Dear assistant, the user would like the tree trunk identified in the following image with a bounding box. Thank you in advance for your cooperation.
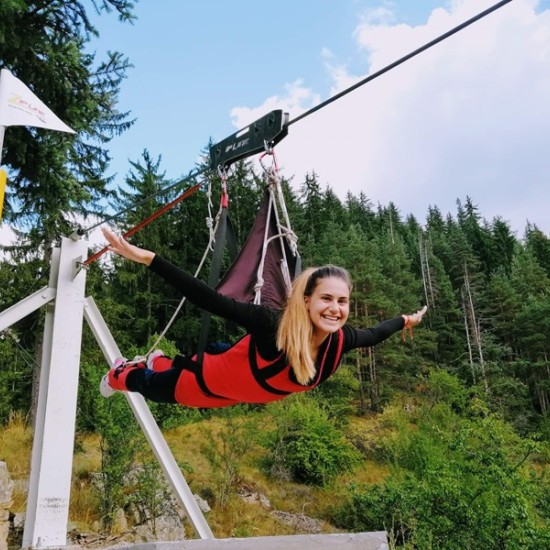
[356,349,367,415]
[461,287,476,385]
[368,347,379,412]
[463,264,489,393]
[354,299,367,415]
[419,234,430,309]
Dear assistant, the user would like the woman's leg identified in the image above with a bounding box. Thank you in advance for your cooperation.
[105,356,182,403]
[124,367,180,403]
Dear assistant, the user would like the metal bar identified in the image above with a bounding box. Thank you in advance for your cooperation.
[0,286,56,332]
[83,296,214,540]
[21,249,60,547]
[209,110,288,170]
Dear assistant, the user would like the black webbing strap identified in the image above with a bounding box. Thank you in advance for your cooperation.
[195,206,238,364]
[225,216,239,262]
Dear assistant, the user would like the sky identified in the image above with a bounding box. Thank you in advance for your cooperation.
[2,0,550,248]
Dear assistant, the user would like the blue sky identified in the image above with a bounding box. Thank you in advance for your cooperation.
[93,0,447,176]
[96,0,459,185]
[3,0,549,247]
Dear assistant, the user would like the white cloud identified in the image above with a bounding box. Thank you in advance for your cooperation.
[0,216,106,254]
[230,80,320,128]
[0,224,16,249]
[231,0,550,235]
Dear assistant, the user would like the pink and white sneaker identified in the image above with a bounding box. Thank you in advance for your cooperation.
[99,357,127,398]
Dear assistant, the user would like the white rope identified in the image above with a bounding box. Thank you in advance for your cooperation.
[136,175,223,361]
[253,188,275,304]
[253,156,299,303]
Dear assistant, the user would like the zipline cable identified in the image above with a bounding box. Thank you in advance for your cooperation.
[289,0,514,127]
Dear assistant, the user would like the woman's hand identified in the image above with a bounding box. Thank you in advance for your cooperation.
[101,227,156,266]
[401,305,428,340]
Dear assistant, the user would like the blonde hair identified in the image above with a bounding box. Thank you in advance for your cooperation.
[276,265,351,385]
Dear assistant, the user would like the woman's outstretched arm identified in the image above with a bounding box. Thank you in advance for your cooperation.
[101,227,273,331]
[343,305,428,350]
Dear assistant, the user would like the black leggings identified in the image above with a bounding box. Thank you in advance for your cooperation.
[125,363,182,403]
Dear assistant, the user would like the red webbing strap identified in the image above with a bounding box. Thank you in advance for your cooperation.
[83,182,203,266]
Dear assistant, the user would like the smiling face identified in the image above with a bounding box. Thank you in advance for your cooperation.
[305,276,350,340]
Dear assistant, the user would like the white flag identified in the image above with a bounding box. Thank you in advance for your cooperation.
[0,69,75,133]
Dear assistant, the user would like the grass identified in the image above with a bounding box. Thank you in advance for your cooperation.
[0,406,390,539]
[0,412,32,479]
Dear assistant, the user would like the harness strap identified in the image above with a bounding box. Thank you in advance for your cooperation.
[196,205,231,365]
[173,355,229,400]
[248,335,292,396]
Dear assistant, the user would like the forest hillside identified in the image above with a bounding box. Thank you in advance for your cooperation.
[1,158,550,548]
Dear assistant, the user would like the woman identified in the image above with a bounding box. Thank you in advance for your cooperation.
[100,227,427,408]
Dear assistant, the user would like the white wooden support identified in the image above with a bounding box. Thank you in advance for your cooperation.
[83,296,214,540]
[0,286,56,332]
[22,240,87,549]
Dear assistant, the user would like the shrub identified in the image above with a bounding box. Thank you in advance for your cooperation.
[264,396,361,486]
[334,405,550,549]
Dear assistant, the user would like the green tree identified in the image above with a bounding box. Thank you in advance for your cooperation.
[489,217,517,275]
[418,231,464,365]
[458,197,494,278]
[345,191,376,235]
[106,150,179,348]
[0,0,136,422]
[335,388,550,549]
[525,224,550,278]
[514,297,550,418]
[0,0,135,251]
[297,172,325,263]
[264,396,361,486]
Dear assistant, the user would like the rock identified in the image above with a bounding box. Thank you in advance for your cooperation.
[0,463,14,550]
[147,514,185,541]
[112,508,128,533]
[194,494,211,513]
[12,512,25,530]
[238,487,271,509]
[125,502,142,526]
[133,523,154,542]
[0,463,13,507]
[0,521,8,550]
[11,479,28,494]
[271,510,323,534]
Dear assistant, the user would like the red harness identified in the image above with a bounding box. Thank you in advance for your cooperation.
[174,329,345,408]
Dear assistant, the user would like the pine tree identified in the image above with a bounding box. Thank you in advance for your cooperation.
[0,0,136,422]
[525,224,550,278]
[418,230,464,365]
[0,0,135,252]
[489,217,517,275]
[297,172,325,262]
[345,191,376,235]
[457,197,495,278]
[105,150,178,348]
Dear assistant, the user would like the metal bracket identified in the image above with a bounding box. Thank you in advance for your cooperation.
[209,110,289,170]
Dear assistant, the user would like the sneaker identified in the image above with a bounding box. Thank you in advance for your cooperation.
[99,357,127,398]
[99,373,115,398]
[146,349,165,370]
